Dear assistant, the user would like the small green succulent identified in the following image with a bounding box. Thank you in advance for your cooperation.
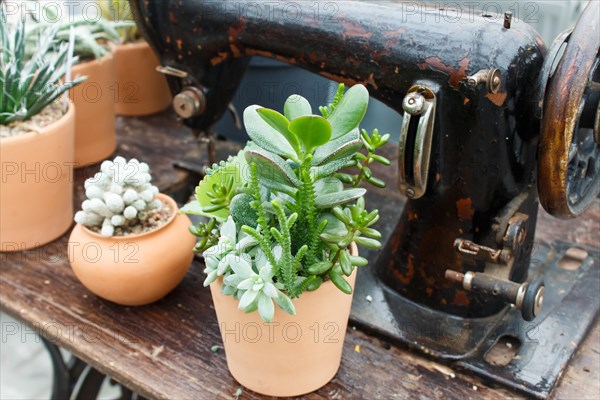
[182,84,390,321]
[0,8,85,126]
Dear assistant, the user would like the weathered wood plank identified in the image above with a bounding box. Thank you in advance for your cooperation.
[1,110,598,400]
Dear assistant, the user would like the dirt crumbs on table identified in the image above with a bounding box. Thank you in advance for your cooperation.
[89,200,173,236]
[0,101,67,138]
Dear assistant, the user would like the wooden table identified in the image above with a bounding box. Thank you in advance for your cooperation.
[1,110,599,400]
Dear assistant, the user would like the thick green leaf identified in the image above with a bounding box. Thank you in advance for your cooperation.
[339,249,353,277]
[256,108,301,153]
[314,177,343,195]
[315,188,366,208]
[312,128,362,166]
[288,115,332,152]
[328,84,369,139]
[328,269,353,294]
[180,201,203,215]
[306,261,334,275]
[245,149,301,187]
[274,291,296,315]
[244,105,298,160]
[284,94,312,121]
[310,156,354,180]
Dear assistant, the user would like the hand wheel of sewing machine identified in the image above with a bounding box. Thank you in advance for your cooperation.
[538,3,600,219]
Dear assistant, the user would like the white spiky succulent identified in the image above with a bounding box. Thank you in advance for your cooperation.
[74,156,161,236]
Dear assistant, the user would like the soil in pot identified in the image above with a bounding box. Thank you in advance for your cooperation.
[68,194,196,306]
[1,99,75,251]
[210,245,358,397]
[69,53,117,167]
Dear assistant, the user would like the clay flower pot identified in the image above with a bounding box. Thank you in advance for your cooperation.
[111,41,172,116]
[69,53,117,167]
[68,194,195,306]
[1,101,76,252]
[210,245,358,397]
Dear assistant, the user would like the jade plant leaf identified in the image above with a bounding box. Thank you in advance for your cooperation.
[245,148,301,188]
[311,156,353,180]
[312,128,362,166]
[315,188,367,208]
[256,108,301,153]
[284,94,312,121]
[288,115,332,153]
[244,105,298,160]
[314,177,343,194]
[327,84,369,139]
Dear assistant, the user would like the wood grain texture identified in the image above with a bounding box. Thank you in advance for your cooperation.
[1,110,598,400]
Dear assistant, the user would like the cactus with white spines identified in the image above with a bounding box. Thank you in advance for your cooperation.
[75,156,161,237]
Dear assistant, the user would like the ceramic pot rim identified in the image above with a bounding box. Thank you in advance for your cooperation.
[0,98,75,144]
[78,193,180,241]
[72,52,113,70]
[109,40,148,52]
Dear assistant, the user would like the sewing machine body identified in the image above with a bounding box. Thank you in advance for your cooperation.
[130,1,600,397]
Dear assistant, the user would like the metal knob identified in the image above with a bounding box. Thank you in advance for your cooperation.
[173,86,206,119]
[445,270,545,321]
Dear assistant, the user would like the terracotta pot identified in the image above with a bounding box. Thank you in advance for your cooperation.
[69,53,116,167]
[111,41,172,116]
[1,101,75,252]
[210,244,358,397]
[68,194,195,306]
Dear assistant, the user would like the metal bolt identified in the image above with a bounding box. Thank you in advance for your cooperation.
[402,92,426,115]
[405,188,416,198]
[466,69,501,94]
[533,286,544,317]
[517,228,527,245]
[173,86,206,119]
[504,11,513,29]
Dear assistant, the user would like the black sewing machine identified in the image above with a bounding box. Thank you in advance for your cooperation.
[129,1,599,397]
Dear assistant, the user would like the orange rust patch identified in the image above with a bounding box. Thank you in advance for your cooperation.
[319,71,359,87]
[165,35,171,44]
[228,23,243,42]
[452,291,469,306]
[408,210,418,221]
[210,52,229,66]
[230,44,242,58]
[463,98,470,105]
[394,254,415,285]
[485,91,507,106]
[176,39,182,50]
[418,56,470,90]
[341,20,373,38]
[456,198,474,220]
[426,287,433,297]
[435,172,441,183]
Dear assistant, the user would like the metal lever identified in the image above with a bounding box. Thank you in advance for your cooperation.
[398,85,436,199]
[445,270,544,321]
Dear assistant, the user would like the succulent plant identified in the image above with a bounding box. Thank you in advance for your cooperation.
[0,7,85,126]
[74,156,161,237]
[25,4,134,61]
[183,84,390,321]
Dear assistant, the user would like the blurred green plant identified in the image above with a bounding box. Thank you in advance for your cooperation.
[0,9,85,125]
[97,0,140,43]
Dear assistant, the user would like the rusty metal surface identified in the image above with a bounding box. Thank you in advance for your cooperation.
[538,1,600,218]
[353,240,600,399]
